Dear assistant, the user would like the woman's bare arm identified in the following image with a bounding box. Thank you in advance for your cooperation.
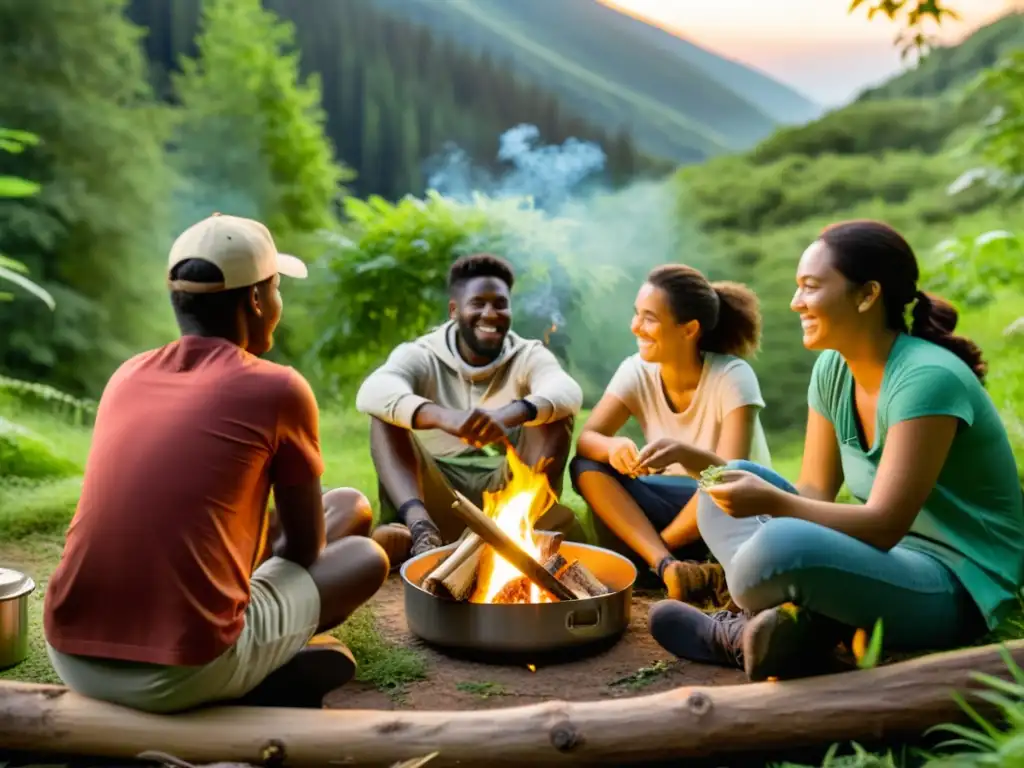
[779,415,958,550]
[575,393,633,463]
[795,407,845,501]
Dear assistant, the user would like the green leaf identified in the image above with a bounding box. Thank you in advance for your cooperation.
[0,127,40,145]
[0,255,29,274]
[856,618,884,669]
[0,264,55,310]
[0,176,41,198]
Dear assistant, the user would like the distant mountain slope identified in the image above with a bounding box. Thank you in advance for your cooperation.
[594,0,821,125]
[369,0,820,163]
[859,12,1024,102]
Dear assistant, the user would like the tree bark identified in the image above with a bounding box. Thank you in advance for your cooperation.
[1,640,1022,766]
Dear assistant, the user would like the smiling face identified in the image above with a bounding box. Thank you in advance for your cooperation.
[449,275,512,364]
[791,240,879,352]
[630,282,698,363]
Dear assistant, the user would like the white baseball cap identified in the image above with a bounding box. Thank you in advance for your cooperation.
[167,212,308,293]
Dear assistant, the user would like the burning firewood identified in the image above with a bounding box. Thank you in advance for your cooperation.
[541,552,612,599]
[422,532,484,601]
[533,530,564,562]
[492,576,531,604]
[542,552,568,578]
[450,492,576,602]
[557,559,612,598]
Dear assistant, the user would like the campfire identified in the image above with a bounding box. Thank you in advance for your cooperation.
[420,448,611,605]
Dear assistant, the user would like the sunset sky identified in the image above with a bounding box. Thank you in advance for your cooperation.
[601,0,1016,105]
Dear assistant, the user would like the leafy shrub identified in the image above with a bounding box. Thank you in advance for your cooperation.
[677,151,962,236]
[307,191,633,402]
[0,418,79,480]
[751,100,963,164]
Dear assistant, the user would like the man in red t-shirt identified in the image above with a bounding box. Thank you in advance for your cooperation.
[43,213,389,713]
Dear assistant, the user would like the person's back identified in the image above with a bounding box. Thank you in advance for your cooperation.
[45,335,313,666]
[42,213,389,713]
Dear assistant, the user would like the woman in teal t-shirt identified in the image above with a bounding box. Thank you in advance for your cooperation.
[648,219,1024,682]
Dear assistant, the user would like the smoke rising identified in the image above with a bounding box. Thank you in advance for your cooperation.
[429,124,606,210]
[425,123,689,400]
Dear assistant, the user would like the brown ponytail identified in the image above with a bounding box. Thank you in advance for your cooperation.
[646,265,762,358]
[702,281,761,358]
[911,290,987,381]
[819,220,987,383]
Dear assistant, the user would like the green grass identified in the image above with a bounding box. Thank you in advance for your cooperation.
[0,400,437,692]
[455,680,511,699]
[607,659,674,691]
[0,393,621,693]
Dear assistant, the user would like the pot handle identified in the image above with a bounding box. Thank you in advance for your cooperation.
[565,607,603,635]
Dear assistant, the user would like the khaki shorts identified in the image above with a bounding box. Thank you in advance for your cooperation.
[377,426,582,544]
[46,557,320,714]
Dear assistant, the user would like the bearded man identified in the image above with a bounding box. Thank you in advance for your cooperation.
[356,253,585,563]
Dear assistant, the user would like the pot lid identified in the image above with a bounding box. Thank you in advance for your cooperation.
[0,567,35,600]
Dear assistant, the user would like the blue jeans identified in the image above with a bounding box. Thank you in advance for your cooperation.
[700,460,986,649]
[569,457,708,564]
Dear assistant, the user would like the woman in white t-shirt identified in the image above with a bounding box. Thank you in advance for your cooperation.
[570,264,771,604]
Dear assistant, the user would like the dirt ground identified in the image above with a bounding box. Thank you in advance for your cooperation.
[324,576,747,711]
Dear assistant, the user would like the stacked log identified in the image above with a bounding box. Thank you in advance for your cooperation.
[420,498,609,605]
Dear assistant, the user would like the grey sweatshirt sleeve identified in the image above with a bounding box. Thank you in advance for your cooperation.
[355,343,432,429]
[520,345,584,425]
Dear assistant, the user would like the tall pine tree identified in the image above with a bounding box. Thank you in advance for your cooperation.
[171,0,353,240]
[0,0,175,395]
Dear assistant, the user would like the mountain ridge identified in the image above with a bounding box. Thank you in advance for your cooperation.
[368,0,821,162]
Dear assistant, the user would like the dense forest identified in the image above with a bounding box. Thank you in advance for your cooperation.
[127,0,662,200]
[1,0,1021,458]
[366,0,821,160]
[673,12,1024,441]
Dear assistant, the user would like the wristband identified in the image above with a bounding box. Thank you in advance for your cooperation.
[520,399,538,422]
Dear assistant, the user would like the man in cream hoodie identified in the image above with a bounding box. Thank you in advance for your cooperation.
[356,253,585,563]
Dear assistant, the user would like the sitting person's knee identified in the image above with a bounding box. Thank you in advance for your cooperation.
[337,535,390,591]
[368,416,405,449]
[323,487,374,537]
[568,455,609,491]
[532,416,574,451]
[727,518,826,608]
[360,536,391,587]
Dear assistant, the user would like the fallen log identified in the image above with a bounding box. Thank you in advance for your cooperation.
[3,640,1023,767]
[450,492,575,602]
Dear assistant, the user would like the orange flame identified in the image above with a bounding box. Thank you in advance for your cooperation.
[469,448,557,604]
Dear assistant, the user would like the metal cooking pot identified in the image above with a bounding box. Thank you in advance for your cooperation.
[0,567,35,670]
[400,540,637,655]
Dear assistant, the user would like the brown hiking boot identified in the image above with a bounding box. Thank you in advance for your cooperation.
[662,560,735,608]
[742,604,848,681]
